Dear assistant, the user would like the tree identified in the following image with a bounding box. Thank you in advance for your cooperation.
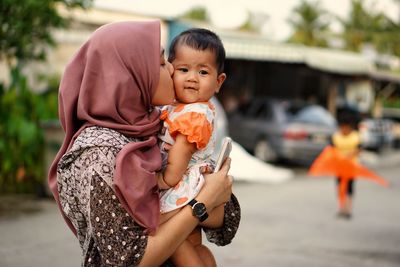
[181,6,207,21]
[180,6,259,32]
[338,0,400,57]
[339,0,382,51]
[287,0,330,47]
[0,0,92,194]
[0,0,92,66]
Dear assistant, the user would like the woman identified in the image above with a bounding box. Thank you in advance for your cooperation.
[48,20,240,266]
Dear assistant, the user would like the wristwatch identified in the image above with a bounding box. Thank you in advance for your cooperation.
[188,199,209,222]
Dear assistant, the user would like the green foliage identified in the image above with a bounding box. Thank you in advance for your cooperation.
[383,98,400,109]
[181,6,257,32]
[181,7,207,21]
[287,0,330,47]
[338,0,400,57]
[0,0,92,63]
[0,68,59,195]
[339,0,385,51]
[0,0,91,195]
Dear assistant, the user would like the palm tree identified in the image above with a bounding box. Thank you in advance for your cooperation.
[338,0,376,51]
[180,7,207,21]
[339,0,400,57]
[287,0,330,47]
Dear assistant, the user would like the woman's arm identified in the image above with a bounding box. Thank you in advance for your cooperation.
[159,134,196,189]
[139,159,233,267]
[200,204,225,228]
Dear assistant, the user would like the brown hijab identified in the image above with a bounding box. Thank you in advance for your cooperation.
[48,21,163,234]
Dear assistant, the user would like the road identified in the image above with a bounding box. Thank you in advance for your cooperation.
[210,165,400,267]
[1,158,400,267]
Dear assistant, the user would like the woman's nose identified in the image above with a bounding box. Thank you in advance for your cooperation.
[168,62,174,76]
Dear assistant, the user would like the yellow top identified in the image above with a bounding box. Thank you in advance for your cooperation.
[332,130,361,160]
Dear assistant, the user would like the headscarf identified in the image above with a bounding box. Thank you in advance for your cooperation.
[48,21,163,234]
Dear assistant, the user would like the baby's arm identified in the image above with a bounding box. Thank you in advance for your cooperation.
[160,134,197,189]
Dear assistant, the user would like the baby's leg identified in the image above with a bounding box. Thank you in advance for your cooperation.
[171,228,217,267]
[187,228,217,267]
[170,239,205,267]
[195,244,217,267]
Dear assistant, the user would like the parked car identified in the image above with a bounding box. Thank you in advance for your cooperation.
[228,98,337,165]
[382,108,400,149]
[358,118,395,152]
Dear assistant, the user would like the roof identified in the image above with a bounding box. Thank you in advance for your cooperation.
[220,33,375,75]
[169,20,399,79]
[369,70,400,83]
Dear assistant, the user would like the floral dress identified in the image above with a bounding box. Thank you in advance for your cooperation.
[158,102,217,213]
[57,126,241,266]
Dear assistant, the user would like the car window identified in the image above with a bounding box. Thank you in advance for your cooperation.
[291,106,336,126]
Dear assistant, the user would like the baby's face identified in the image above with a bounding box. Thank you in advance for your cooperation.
[171,45,226,104]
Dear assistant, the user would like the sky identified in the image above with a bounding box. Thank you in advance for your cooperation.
[95,0,399,41]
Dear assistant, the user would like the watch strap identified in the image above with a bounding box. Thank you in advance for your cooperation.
[188,199,197,206]
[188,199,209,222]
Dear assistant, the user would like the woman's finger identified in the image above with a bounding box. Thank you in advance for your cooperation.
[219,157,231,173]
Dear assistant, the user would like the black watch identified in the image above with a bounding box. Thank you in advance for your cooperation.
[188,199,209,222]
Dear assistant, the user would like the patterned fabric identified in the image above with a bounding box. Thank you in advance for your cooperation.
[204,194,241,246]
[158,102,216,213]
[57,126,241,266]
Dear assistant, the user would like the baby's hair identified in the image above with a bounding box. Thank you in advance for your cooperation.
[168,28,226,74]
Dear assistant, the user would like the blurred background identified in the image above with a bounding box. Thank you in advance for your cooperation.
[1,1,400,266]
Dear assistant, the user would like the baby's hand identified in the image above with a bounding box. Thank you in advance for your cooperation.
[163,143,173,151]
[156,172,171,190]
[200,165,213,174]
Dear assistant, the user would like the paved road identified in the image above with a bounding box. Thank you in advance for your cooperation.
[210,166,400,267]
[1,156,400,267]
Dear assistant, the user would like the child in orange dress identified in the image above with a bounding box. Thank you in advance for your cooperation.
[157,28,227,267]
[332,114,361,219]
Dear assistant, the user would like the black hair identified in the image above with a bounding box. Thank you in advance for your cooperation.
[168,28,226,74]
[337,111,358,129]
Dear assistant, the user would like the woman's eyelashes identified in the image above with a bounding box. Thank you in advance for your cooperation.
[160,58,166,66]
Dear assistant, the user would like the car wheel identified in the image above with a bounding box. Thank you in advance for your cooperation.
[254,139,277,162]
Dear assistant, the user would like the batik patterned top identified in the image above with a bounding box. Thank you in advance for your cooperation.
[57,126,241,266]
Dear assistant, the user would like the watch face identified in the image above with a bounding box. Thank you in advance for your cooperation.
[193,202,206,216]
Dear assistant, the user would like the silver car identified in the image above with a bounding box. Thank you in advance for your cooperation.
[358,118,395,152]
[228,98,337,165]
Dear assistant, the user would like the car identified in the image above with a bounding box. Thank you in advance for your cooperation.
[228,98,337,165]
[358,118,395,152]
[382,108,400,149]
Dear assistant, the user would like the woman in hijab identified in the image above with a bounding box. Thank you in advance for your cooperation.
[48,21,240,266]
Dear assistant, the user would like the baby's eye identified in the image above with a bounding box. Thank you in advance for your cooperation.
[199,70,209,75]
[177,68,188,73]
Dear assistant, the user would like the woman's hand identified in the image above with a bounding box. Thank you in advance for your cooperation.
[196,158,233,211]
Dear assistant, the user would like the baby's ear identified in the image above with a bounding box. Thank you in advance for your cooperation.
[215,73,227,93]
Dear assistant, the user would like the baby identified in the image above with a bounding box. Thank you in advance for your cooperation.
[157,28,227,267]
